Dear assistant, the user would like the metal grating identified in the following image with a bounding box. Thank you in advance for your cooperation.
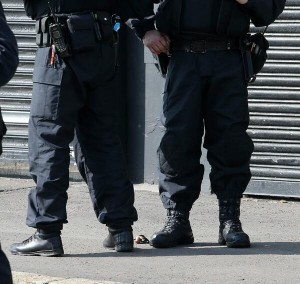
[1,1,300,197]
[246,0,300,197]
[0,1,35,176]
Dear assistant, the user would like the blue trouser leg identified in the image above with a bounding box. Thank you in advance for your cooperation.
[27,43,137,230]
[27,47,82,230]
[74,78,137,227]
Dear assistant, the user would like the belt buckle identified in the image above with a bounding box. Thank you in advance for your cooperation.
[190,40,206,53]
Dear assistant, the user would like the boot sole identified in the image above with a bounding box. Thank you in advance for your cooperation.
[226,240,251,248]
[150,235,194,248]
[115,244,134,252]
[103,244,134,252]
[11,248,64,257]
[218,239,251,248]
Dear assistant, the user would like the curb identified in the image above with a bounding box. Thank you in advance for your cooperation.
[13,272,122,284]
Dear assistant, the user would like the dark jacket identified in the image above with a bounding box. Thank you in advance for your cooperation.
[0,244,13,284]
[0,1,19,154]
[23,0,154,21]
[0,2,19,86]
[154,0,286,37]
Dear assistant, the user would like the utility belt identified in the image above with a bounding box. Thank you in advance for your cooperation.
[155,36,268,84]
[171,39,241,54]
[35,11,118,56]
[171,36,268,84]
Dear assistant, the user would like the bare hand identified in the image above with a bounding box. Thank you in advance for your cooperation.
[143,30,170,55]
[236,0,248,4]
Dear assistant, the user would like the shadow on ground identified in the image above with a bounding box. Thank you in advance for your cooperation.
[65,242,300,258]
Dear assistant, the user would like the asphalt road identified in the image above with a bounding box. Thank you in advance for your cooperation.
[0,178,299,284]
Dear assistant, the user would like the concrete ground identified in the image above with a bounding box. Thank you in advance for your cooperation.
[0,177,299,284]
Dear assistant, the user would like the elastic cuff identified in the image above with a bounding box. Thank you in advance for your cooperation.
[108,226,132,234]
[216,192,244,200]
[38,229,61,239]
[172,207,191,216]
[35,223,63,232]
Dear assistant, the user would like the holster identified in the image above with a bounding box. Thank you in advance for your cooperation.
[241,33,269,83]
[241,47,254,84]
[153,53,170,77]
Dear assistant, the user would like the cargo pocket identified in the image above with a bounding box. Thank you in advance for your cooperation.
[30,66,64,120]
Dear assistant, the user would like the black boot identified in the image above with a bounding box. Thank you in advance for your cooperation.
[103,227,134,252]
[10,231,64,256]
[218,199,250,248]
[150,210,194,248]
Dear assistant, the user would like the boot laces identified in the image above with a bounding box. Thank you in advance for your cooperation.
[23,232,39,244]
[162,212,185,233]
[225,220,243,232]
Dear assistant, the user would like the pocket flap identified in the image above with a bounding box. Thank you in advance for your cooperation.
[32,66,63,86]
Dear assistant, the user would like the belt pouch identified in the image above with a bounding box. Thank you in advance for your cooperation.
[35,20,43,46]
[67,14,96,52]
[36,18,51,47]
[241,48,254,83]
[97,12,115,42]
[40,17,51,47]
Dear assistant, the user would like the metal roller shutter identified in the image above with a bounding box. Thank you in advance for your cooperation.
[246,0,300,197]
[0,0,80,179]
[0,0,34,176]
[1,1,300,197]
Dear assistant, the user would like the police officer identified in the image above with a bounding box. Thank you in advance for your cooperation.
[142,0,286,248]
[10,0,153,256]
[0,1,18,282]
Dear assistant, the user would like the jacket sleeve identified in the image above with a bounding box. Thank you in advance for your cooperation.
[117,0,155,39]
[244,0,286,27]
[0,2,19,87]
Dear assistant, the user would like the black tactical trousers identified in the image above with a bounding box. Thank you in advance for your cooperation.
[158,49,254,213]
[27,42,137,231]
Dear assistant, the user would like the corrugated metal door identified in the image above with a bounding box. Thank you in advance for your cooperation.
[246,0,300,198]
[0,0,34,176]
[1,1,300,197]
[0,0,80,179]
